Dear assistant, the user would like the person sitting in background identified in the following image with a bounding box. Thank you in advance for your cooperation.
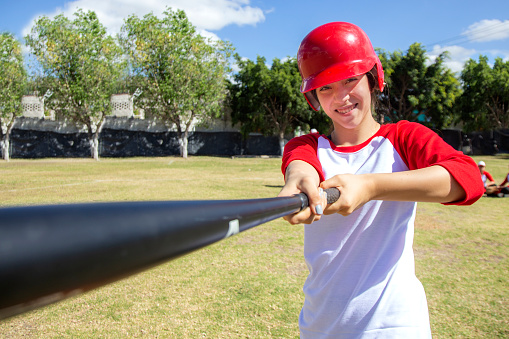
[478,161,499,196]
[499,166,509,196]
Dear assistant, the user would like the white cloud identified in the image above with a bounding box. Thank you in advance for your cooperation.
[426,19,509,73]
[22,0,265,37]
[427,44,477,73]
[181,0,265,30]
[463,19,509,43]
[427,44,509,74]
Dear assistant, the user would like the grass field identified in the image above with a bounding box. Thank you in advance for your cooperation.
[0,155,508,338]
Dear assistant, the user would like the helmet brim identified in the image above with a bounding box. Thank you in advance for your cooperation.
[301,59,380,111]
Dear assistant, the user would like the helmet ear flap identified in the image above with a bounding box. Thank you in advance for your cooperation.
[304,90,320,111]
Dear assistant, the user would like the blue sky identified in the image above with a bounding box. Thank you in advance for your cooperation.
[1,0,508,73]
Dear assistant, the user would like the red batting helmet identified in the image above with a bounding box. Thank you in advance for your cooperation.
[297,22,385,110]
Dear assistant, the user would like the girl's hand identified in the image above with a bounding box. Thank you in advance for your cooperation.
[278,178,328,225]
[320,174,374,216]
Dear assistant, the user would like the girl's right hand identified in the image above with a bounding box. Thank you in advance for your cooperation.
[278,178,328,225]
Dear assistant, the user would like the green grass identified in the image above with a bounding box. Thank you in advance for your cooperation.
[411,154,508,338]
[0,155,508,338]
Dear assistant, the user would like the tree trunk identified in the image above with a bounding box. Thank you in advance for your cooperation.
[175,119,190,159]
[1,138,10,162]
[89,137,99,161]
[86,118,105,161]
[1,120,15,162]
[278,131,285,156]
[179,131,189,159]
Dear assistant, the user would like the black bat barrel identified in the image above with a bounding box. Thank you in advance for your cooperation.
[0,188,339,320]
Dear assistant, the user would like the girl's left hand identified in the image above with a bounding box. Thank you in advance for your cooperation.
[320,173,374,216]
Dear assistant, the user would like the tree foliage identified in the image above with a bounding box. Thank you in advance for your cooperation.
[119,8,233,158]
[3,7,508,158]
[0,32,27,161]
[25,9,126,160]
[457,56,509,132]
[377,43,461,129]
[229,55,317,154]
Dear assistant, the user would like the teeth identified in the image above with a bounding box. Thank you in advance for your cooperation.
[335,104,356,114]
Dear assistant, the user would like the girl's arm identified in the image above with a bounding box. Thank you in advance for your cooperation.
[320,165,465,216]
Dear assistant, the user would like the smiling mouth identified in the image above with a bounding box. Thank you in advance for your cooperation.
[335,103,357,114]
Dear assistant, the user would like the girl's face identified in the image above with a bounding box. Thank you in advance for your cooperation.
[316,74,374,131]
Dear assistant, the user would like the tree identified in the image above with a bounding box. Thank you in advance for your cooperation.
[120,8,233,158]
[457,56,509,132]
[377,43,461,129]
[0,32,27,161]
[25,9,125,160]
[229,55,315,155]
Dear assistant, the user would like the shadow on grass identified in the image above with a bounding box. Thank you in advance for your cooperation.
[265,185,284,189]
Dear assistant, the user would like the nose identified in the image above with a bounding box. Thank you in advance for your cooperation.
[333,85,350,103]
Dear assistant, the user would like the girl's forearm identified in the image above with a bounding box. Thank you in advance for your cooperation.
[367,165,465,203]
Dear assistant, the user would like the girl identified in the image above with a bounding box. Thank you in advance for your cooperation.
[279,22,484,338]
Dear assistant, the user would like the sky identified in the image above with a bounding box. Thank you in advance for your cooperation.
[1,0,508,74]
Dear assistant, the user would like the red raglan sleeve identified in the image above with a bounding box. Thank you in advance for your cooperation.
[391,121,484,206]
[281,134,325,182]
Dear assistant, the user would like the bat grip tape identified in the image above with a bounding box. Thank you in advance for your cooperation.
[298,187,340,210]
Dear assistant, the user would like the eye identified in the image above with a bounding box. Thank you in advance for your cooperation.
[318,85,331,92]
[345,77,358,84]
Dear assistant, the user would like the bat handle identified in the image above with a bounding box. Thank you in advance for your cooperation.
[324,187,341,204]
[297,187,341,210]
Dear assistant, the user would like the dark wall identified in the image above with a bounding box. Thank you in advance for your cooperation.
[438,129,509,155]
[10,129,90,158]
[9,127,508,159]
[244,134,281,155]
[457,130,508,155]
[189,132,243,156]
[9,129,280,158]
[438,129,463,151]
[99,129,180,157]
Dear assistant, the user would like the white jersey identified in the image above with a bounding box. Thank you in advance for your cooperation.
[282,121,483,338]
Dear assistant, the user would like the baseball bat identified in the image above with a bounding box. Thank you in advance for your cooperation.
[0,187,339,320]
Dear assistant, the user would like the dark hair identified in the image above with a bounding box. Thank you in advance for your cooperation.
[366,65,380,111]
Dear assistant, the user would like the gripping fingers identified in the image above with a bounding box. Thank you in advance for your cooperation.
[314,188,326,215]
[282,187,341,225]
[284,187,331,224]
